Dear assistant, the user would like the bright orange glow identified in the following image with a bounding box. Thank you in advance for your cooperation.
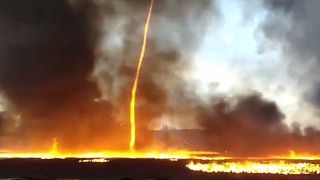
[79,158,110,163]
[130,0,154,151]
[49,138,58,158]
[3,144,320,175]
[285,150,320,160]
[0,150,218,160]
[186,160,320,174]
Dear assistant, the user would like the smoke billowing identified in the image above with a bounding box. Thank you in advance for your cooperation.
[0,0,217,152]
[0,0,119,151]
[196,93,320,156]
[0,0,320,156]
[260,0,320,118]
[92,0,217,150]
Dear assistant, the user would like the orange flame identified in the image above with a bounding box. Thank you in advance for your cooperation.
[2,142,320,175]
[49,138,58,158]
[130,0,154,151]
[187,160,320,174]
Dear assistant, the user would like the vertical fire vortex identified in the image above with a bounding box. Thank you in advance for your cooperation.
[130,0,154,151]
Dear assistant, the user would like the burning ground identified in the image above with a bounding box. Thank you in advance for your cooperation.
[2,158,320,179]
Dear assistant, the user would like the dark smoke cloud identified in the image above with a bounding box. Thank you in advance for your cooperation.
[263,0,297,12]
[0,0,219,151]
[1,0,319,157]
[0,0,122,151]
[159,93,320,157]
[196,93,288,156]
[260,0,320,109]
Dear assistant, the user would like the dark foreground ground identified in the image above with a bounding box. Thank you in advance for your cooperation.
[0,158,319,180]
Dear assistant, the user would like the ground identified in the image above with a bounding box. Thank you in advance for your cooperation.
[0,158,318,180]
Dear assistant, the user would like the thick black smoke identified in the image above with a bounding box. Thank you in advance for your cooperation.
[1,0,319,156]
[0,0,121,151]
[158,93,320,157]
[0,0,219,151]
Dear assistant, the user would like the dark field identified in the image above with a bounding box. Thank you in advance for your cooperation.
[0,158,319,180]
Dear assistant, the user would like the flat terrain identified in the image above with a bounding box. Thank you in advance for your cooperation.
[0,158,319,180]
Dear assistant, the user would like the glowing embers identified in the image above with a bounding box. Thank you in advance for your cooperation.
[79,158,109,163]
[186,160,320,175]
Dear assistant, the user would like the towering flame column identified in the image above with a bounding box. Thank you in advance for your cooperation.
[130,0,154,151]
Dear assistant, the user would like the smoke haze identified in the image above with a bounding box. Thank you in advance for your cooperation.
[0,0,320,156]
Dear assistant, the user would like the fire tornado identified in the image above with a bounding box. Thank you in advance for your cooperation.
[130,0,154,151]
